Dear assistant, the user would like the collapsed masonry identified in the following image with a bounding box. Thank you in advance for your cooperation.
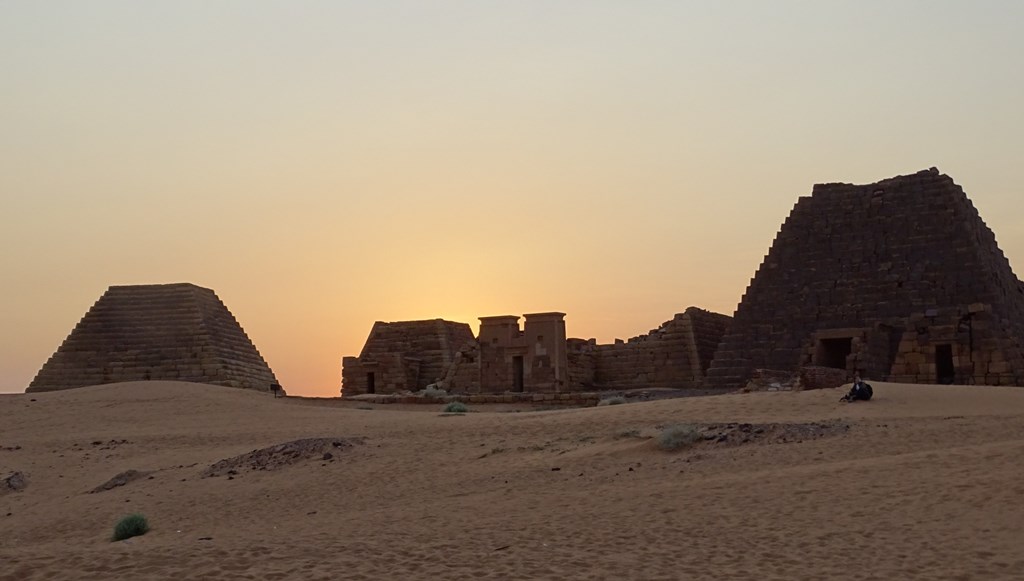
[27,283,279,393]
[341,319,476,394]
[340,307,731,396]
[706,168,1024,389]
[567,308,732,390]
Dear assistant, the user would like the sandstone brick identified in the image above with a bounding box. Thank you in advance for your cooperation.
[705,169,1024,388]
[27,283,279,394]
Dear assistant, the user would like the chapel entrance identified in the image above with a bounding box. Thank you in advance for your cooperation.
[512,356,524,392]
[935,344,955,385]
[815,337,853,370]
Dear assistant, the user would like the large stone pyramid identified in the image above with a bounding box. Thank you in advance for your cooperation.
[706,168,1024,388]
[27,283,279,392]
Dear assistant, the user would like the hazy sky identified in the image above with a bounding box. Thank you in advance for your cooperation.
[2,1,1022,396]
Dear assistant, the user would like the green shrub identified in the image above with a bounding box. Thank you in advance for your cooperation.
[112,513,149,541]
[658,423,702,451]
[421,386,448,398]
[598,396,627,406]
[443,401,468,413]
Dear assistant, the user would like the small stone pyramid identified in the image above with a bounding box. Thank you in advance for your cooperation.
[27,283,280,393]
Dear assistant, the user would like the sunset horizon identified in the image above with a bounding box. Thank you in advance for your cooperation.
[3,2,1022,397]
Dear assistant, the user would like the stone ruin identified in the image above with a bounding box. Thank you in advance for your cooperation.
[341,319,477,394]
[567,307,732,390]
[341,307,732,396]
[706,168,1024,389]
[27,283,280,393]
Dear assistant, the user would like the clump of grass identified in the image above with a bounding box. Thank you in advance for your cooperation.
[443,401,468,414]
[616,428,642,439]
[421,386,448,398]
[658,423,702,451]
[598,396,627,406]
[111,513,149,542]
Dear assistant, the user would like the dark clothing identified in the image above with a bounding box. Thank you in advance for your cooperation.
[841,381,873,402]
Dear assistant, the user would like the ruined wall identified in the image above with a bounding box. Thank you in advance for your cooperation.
[572,307,731,390]
[28,283,279,392]
[431,343,481,393]
[688,308,735,375]
[566,339,597,390]
[706,168,1024,388]
[885,303,1023,385]
[341,319,475,395]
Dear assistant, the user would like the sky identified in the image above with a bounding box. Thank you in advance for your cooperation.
[2,0,1022,397]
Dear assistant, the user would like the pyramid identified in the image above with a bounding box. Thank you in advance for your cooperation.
[706,168,1024,388]
[342,319,476,394]
[27,283,280,393]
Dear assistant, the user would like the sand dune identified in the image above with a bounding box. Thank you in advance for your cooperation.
[3,381,1024,580]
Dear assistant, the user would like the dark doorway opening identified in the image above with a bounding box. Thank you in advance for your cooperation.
[816,338,853,370]
[512,356,524,392]
[935,344,955,384]
[366,372,376,394]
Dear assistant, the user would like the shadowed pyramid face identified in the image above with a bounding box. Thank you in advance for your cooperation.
[27,282,279,393]
[704,169,1024,389]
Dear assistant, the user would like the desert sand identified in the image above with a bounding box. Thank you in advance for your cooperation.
[2,381,1024,580]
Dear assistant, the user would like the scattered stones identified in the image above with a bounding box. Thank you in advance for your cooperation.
[2,472,28,494]
[202,437,364,477]
[90,439,130,450]
[695,421,849,447]
[90,470,151,494]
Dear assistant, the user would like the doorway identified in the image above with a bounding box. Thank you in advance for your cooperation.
[512,356,524,392]
[815,338,853,370]
[366,372,376,394]
[935,344,955,384]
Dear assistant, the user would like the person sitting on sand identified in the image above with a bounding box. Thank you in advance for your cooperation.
[840,372,873,402]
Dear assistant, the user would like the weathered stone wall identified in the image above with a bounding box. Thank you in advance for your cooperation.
[431,343,481,393]
[341,319,475,395]
[886,304,1022,385]
[706,168,1024,388]
[573,307,731,390]
[566,339,597,390]
[27,283,279,392]
[688,308,735,375]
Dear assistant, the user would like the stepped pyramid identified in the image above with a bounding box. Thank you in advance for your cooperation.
[706,168,1024,388]
[27,283,279,393]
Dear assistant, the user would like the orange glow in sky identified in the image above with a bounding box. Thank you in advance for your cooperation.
[2,2,1023,396]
